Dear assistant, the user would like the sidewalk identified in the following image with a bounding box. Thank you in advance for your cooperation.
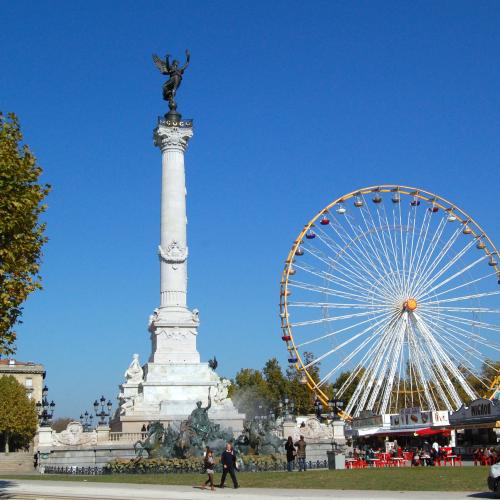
[0,479,491,500]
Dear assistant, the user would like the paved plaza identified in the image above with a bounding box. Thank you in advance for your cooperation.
[0,480,495,500]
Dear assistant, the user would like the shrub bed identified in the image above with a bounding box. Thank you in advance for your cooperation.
[104,454,288,474]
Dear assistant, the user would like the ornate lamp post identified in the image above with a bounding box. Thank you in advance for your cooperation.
[279,396,294,422]
[93,395,112,426]
[314,397,324,420]
[328,390,344,452]
[79,410,94,432]
[35,385,55,427]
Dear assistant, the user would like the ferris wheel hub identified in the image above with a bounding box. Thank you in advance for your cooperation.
[403,298,418,312]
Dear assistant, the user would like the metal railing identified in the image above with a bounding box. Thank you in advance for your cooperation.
[41,459,329,475]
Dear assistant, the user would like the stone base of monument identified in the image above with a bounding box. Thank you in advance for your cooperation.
[111,359,244,435]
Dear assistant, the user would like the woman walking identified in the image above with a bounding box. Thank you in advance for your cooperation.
[201,447,216,491]
[285,436,296,472]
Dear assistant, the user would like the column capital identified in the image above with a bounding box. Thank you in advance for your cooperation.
[154,121,193,153]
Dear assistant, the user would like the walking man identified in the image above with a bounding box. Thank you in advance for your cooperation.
[295,435,307,471]
[219,442,239,489]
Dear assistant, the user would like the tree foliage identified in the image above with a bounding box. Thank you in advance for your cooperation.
[0,112,50,355]
[0,376,38,453]
[231,355,324,418]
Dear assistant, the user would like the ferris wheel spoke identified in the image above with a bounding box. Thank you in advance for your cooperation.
[397,203,410,297]
[294,310,392,348]
[335,320,394,400]
[346,314,402,415]
[319,219,385,284]
[368,205,403,296]
[323,217,393,289]
[419,310,495,372]
[288,279,382,305]
[409,216,450,294]
[290,309,383,328]
[417,312,500,351]
[302,312,396,371]
[418,313,495,392]
[304,238,379,293]
[413,312,476,404]
[316,324,387,387]
[289,301,389,310]
[357,205,394,279]
[293,260,389,302]
[355,202,402,293]
[379,315,406,414]
[421,305,500,314]
[379,203,405,296]
[413,237,478,297]
[340,317,400,413]
[405,205,419,293]
[407,318,443,410]
[364,319,402,410]
[418,265,495,303]
[423,289,500,306]
[407,207,434,293]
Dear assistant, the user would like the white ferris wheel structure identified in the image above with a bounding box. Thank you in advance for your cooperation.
[280,186,500,419]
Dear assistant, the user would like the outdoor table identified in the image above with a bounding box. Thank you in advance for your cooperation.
[366,458,380,467]
[345,458,357,469]
[391,457,405,468]
[447,454,457,466]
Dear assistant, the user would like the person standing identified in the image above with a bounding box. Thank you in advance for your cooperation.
[219,442,239,489]
[201,447,215,491]
[295,435,307,472]
[285,436,296,472]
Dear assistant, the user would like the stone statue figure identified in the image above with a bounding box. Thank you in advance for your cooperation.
[152,50,190,111]
[214,378,231,405]
[188,389,211,441]
[124,354,143,384]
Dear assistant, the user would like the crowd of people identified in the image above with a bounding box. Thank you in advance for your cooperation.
[473,448,500,466]
[350,440,460,467]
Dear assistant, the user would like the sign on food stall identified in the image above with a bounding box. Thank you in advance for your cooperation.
[390,407,431,427]
[450,398,500,427]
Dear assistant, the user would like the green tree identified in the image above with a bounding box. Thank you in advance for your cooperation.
[231,368,270,418]
[0,112,50,355]
[262,358,286,408]
[0,376,38,453]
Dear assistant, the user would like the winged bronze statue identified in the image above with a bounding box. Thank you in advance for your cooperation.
[152,50,190,111]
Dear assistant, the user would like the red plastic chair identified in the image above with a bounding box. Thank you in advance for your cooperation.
[455,455,463,466]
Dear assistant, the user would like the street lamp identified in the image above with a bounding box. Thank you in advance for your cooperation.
[79,410,94,432]
[314,397,323,420]
[36,385,55,427]
[328,389,344,453]
[93,395,112,426]
[279,395,294,421]
[328,389,344,421]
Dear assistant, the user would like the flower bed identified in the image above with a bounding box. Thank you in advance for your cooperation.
[104,454,289,474]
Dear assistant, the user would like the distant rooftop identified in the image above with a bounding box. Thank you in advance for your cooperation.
[0,359,45,373]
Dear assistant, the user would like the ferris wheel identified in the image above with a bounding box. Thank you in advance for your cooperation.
[279,185,500,419]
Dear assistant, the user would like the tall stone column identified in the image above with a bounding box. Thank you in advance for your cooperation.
[148,118,200,364]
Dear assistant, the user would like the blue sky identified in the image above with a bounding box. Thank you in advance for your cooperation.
[1,1,498,418]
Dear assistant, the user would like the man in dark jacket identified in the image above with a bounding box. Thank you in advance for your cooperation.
[219,442,239,489]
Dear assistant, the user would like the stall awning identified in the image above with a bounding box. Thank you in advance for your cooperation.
[414,427,451,437]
